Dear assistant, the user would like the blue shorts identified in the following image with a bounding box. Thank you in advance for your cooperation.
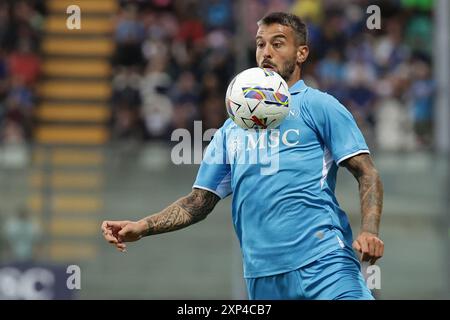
[245,247,374,300]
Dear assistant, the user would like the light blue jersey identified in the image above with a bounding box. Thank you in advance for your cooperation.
[193,80,369,278]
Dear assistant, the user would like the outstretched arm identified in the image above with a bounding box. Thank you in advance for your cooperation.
[341,153,384,264]
[140,188,220,236]
[101,188,220,252]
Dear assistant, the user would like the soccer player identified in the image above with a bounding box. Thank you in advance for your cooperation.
[101,12,384,300]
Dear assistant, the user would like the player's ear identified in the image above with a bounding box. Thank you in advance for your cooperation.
[297,45,309,64]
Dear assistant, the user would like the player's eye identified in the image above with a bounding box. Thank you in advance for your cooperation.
[256,42,265,49]
[273,42,283,49]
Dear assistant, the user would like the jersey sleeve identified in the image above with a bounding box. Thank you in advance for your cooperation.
[193,126,232,199]
[302,91,370,165]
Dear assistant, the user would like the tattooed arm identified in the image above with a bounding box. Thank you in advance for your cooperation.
[140,188,220,236]
[341,153,384,264]
[101,188,220,252]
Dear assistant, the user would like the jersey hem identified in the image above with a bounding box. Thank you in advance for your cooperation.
[243,245,342,279]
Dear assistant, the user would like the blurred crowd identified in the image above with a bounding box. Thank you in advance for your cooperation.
[0,0,45,145]
[0,0,436,152]
[296,0,435,151]
[111,0,236,141]
[111,0,435,151]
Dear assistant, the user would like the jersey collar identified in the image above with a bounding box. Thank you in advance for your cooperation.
[289,80,307,94]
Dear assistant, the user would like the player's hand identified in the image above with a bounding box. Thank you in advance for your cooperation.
[101,220,148,252]
[352,231,384,265]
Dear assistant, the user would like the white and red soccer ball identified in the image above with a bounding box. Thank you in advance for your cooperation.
[225,67,291,130]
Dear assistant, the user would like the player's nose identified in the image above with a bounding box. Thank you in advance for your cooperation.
[262,46,273,59]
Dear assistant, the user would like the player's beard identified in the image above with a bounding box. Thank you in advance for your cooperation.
[278,58,297,83]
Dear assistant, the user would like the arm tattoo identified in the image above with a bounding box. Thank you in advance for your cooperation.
[342,154,383,235]
[142,188,220,236]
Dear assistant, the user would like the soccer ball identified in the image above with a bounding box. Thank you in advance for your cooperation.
[225,67,291,130]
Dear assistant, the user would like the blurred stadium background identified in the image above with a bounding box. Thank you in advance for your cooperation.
[0,0,449,299]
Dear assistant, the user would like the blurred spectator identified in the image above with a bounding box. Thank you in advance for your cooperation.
[315,49,346,100]
[140,57,174,139]
[140,56,172,101]
[373,18,410,73]
[175,1,205,44]
[0,49,8,101]
[142,93,174,139]
[6,76,34,138]
[202,95,226,130]
[201,0,234,31]
[404,14,432,58]
[114,3,146,66]
[0,1,11,49]
[8,39,40,86]
[171,71,200,107]
[407,58,435,148]
[375,95,415,151]
[111,66,144,140]
[3,207,41,262]
[291,0,322,23]
[1,119,25,144]
[0,0,43,149]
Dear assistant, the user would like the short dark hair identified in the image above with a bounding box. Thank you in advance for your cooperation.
[257,12,308,45]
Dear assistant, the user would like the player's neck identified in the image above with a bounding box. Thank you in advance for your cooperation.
[287,68,302,88]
